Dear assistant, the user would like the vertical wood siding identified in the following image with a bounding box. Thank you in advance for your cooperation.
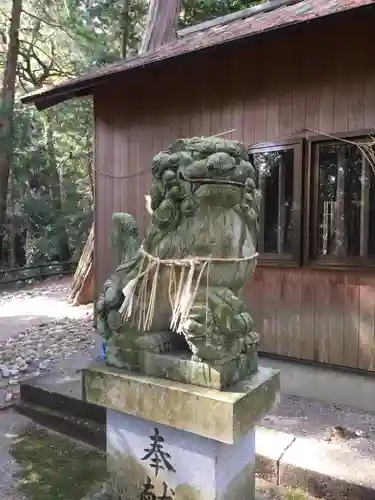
[246,269,375,372]
[94,12,375,372]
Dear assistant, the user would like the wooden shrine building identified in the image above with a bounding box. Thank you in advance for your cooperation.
[22,0,375,373]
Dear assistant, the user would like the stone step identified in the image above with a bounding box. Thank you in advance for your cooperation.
[15,399,105,450]
[259,354,375,414]
[256,426,375,500]
[20,374,105,424]
[16,373,105,449]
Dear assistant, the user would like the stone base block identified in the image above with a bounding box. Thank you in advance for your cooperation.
[107,409,256,500]
[140,348,258,390]
[106,331,258,390]
[83,363,279,444]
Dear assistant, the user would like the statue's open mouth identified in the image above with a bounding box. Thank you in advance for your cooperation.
[181,176,245,188]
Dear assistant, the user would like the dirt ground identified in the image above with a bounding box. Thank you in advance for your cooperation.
[0,276,92,340]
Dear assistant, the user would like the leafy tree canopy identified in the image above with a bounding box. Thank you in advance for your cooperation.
[0,0,264,274]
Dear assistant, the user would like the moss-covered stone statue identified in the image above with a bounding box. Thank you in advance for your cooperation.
[96,136,261,381]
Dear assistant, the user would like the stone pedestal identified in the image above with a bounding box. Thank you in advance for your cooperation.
[83,362,279,500]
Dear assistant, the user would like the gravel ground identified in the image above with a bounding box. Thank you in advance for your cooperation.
[0,277,92,326]
[0,278,96,408]
[0,316,97,406]
[0,277,92,337]
[0,410,30,500]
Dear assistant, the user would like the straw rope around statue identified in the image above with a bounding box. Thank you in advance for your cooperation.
[119,247,258,335]
[97,135,262,364]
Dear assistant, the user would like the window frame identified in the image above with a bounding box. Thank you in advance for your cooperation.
[306,133,375,270]
[248,138,303,267]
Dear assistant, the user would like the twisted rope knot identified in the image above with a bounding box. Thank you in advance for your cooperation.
[138,246,258,266]
[119,246,258,336]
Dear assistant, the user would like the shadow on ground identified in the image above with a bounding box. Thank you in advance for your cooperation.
[9,423,106,500]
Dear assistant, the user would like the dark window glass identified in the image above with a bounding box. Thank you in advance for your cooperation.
[316,143,375,259]
[249,148,294,255]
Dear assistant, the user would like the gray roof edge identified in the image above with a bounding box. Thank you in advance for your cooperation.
[178,0,303,37]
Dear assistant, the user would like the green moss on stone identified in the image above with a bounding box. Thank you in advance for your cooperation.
[83,363,279,444]
[10,424,106,500]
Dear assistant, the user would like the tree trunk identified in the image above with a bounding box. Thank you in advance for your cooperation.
[70,0,182,305]
[120,0,129,59]
[44,111,71,268]
[0,0,22,263]
[140,0,182,53]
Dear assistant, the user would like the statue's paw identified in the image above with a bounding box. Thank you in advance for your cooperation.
[181,305,214,338]
[183,318,205,337]
[190,339,230,363]
[214,288,246,313]
[189,305,213,324]
[243,331,260,347]
[103,279,123,308]
[96,295,106,314]
[133,332,173,353]
[232,311,253,332]
[96,313,113,341]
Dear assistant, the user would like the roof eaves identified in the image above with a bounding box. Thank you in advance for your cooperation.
[19,15,298,111]
[21,82,94,110]
[19,0,306,110]
[20,0,375,111]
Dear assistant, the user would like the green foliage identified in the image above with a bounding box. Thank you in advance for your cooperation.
[10,99,93,263]
[1,0,265,271]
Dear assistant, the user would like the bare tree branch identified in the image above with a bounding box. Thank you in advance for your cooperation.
[21,8,75,40]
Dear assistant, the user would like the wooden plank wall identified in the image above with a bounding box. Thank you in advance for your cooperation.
[94,11,375,372]
[247,269,375,372]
